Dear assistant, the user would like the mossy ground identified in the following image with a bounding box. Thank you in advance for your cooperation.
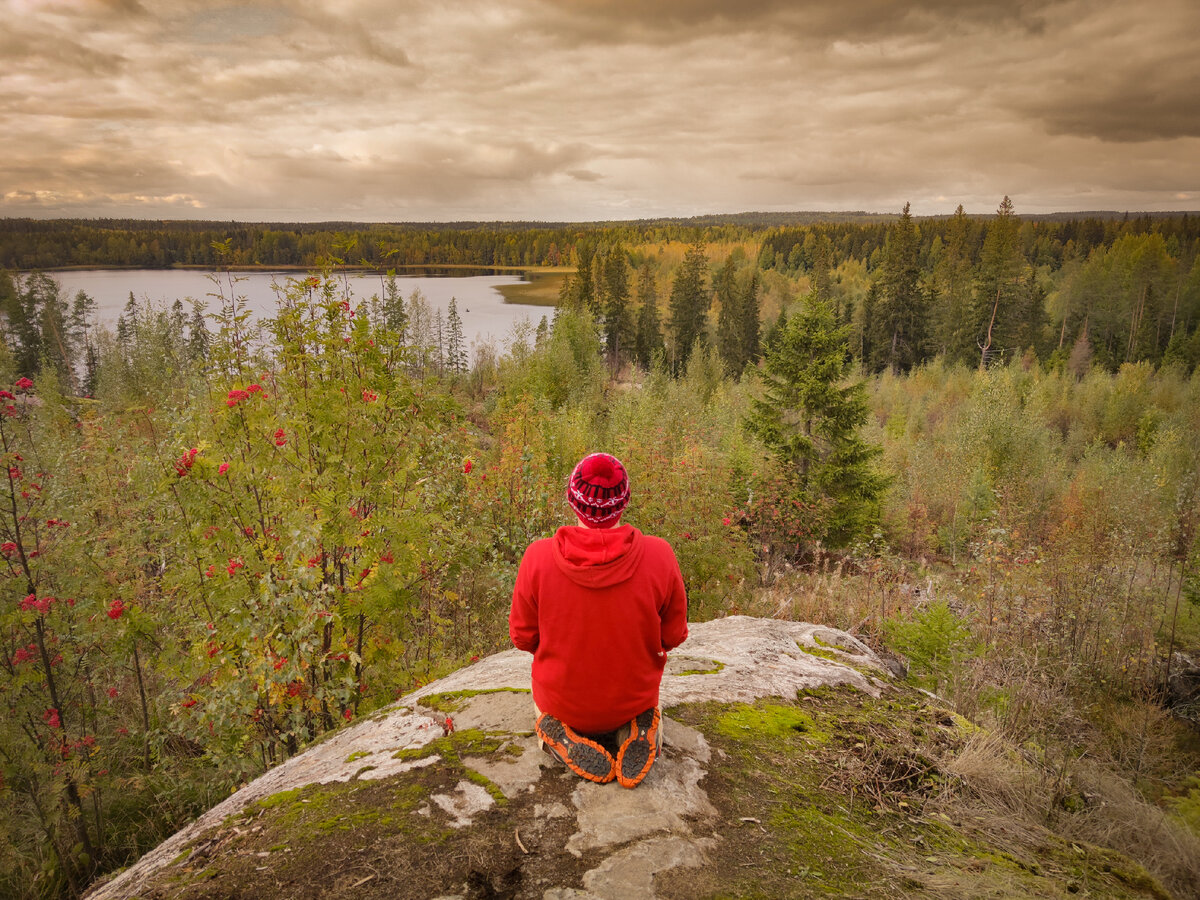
[415,687,531,713]
[660,688,1172,900]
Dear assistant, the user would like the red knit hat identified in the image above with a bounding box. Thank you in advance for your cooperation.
[567,452,630,527]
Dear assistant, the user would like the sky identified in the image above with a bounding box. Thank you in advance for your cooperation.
[3,0,1199,223]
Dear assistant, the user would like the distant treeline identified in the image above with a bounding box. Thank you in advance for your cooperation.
[3,206,1200,374]
[0,215,855,270]
[2,210,1197,272]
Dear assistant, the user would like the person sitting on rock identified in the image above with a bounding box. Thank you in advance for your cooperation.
[509,451,689,787]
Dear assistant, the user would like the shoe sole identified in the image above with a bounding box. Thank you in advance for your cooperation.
[616,708,660,788]
[536,714,615,784]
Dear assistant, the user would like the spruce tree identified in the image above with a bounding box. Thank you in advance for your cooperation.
[973,196,1026,368]
[746,298,887,547]
[934,204,976,364]
[70,289,99,395]
[668,242,710,373]
[381,270,409,344]
[714,255,743,375]
[601,246,633,365]
[433,307,446,376]
[740,270,761,370]
[812,232,833,306]
[446,298,467,375]
[168,299,188,363]
[571,244,597,312]
[634,265,663,369]
[187,300,210,363]
[870,202,926,374]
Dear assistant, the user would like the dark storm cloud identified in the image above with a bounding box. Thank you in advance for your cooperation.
[1010,50,1200,143]
[540,0,1059,43]
[1033,82,1200,143]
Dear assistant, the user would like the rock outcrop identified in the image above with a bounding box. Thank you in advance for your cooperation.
[85,617,1172,900]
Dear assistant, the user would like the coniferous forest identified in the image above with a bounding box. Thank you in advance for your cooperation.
[2,202,1200,898]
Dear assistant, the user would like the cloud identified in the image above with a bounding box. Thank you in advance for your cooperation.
[998,1,1200,142]
[537,0,1059,45]
[1,0,1197,220]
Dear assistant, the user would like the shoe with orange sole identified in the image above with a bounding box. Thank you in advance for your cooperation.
[536,713,616,784]
[615,707,660,788]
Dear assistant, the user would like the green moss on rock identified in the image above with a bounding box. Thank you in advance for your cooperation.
[415,687,530,713]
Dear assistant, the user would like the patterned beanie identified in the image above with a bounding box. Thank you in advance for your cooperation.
[566,452,630,527]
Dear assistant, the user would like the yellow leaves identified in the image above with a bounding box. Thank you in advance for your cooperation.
[265,679,290,708]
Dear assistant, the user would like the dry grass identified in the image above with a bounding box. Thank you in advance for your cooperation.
[939,731,1045,817]
[934,729,1200,899]
[1063,760,1200,899]
[758,560,1200,899]
[743,554,927,643]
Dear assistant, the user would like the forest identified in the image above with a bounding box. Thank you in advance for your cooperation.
[1,200,1200,899]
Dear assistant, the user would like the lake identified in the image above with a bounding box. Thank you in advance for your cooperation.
[47,269,554,357]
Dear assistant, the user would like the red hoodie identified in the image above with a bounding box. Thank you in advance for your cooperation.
[509,524,689,733]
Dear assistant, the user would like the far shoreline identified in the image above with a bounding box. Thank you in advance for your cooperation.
[21,264,571,308]
[21,263,575,274]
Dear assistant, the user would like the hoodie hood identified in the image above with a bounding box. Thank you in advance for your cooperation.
[552,524,645,588]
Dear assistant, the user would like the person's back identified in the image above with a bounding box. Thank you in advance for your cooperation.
[509,452,688,787]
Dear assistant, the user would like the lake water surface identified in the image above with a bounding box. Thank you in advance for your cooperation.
[49,269,552,356]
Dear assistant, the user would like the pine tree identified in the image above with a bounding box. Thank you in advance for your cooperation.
[746,298,887,547]
[634,265,663,369]
[668,243,710,373]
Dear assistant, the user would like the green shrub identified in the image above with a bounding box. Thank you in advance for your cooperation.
[883,600,972,690]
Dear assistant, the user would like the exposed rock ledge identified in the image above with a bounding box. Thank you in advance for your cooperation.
[86,617,882,899]
[85,616,1170,899]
